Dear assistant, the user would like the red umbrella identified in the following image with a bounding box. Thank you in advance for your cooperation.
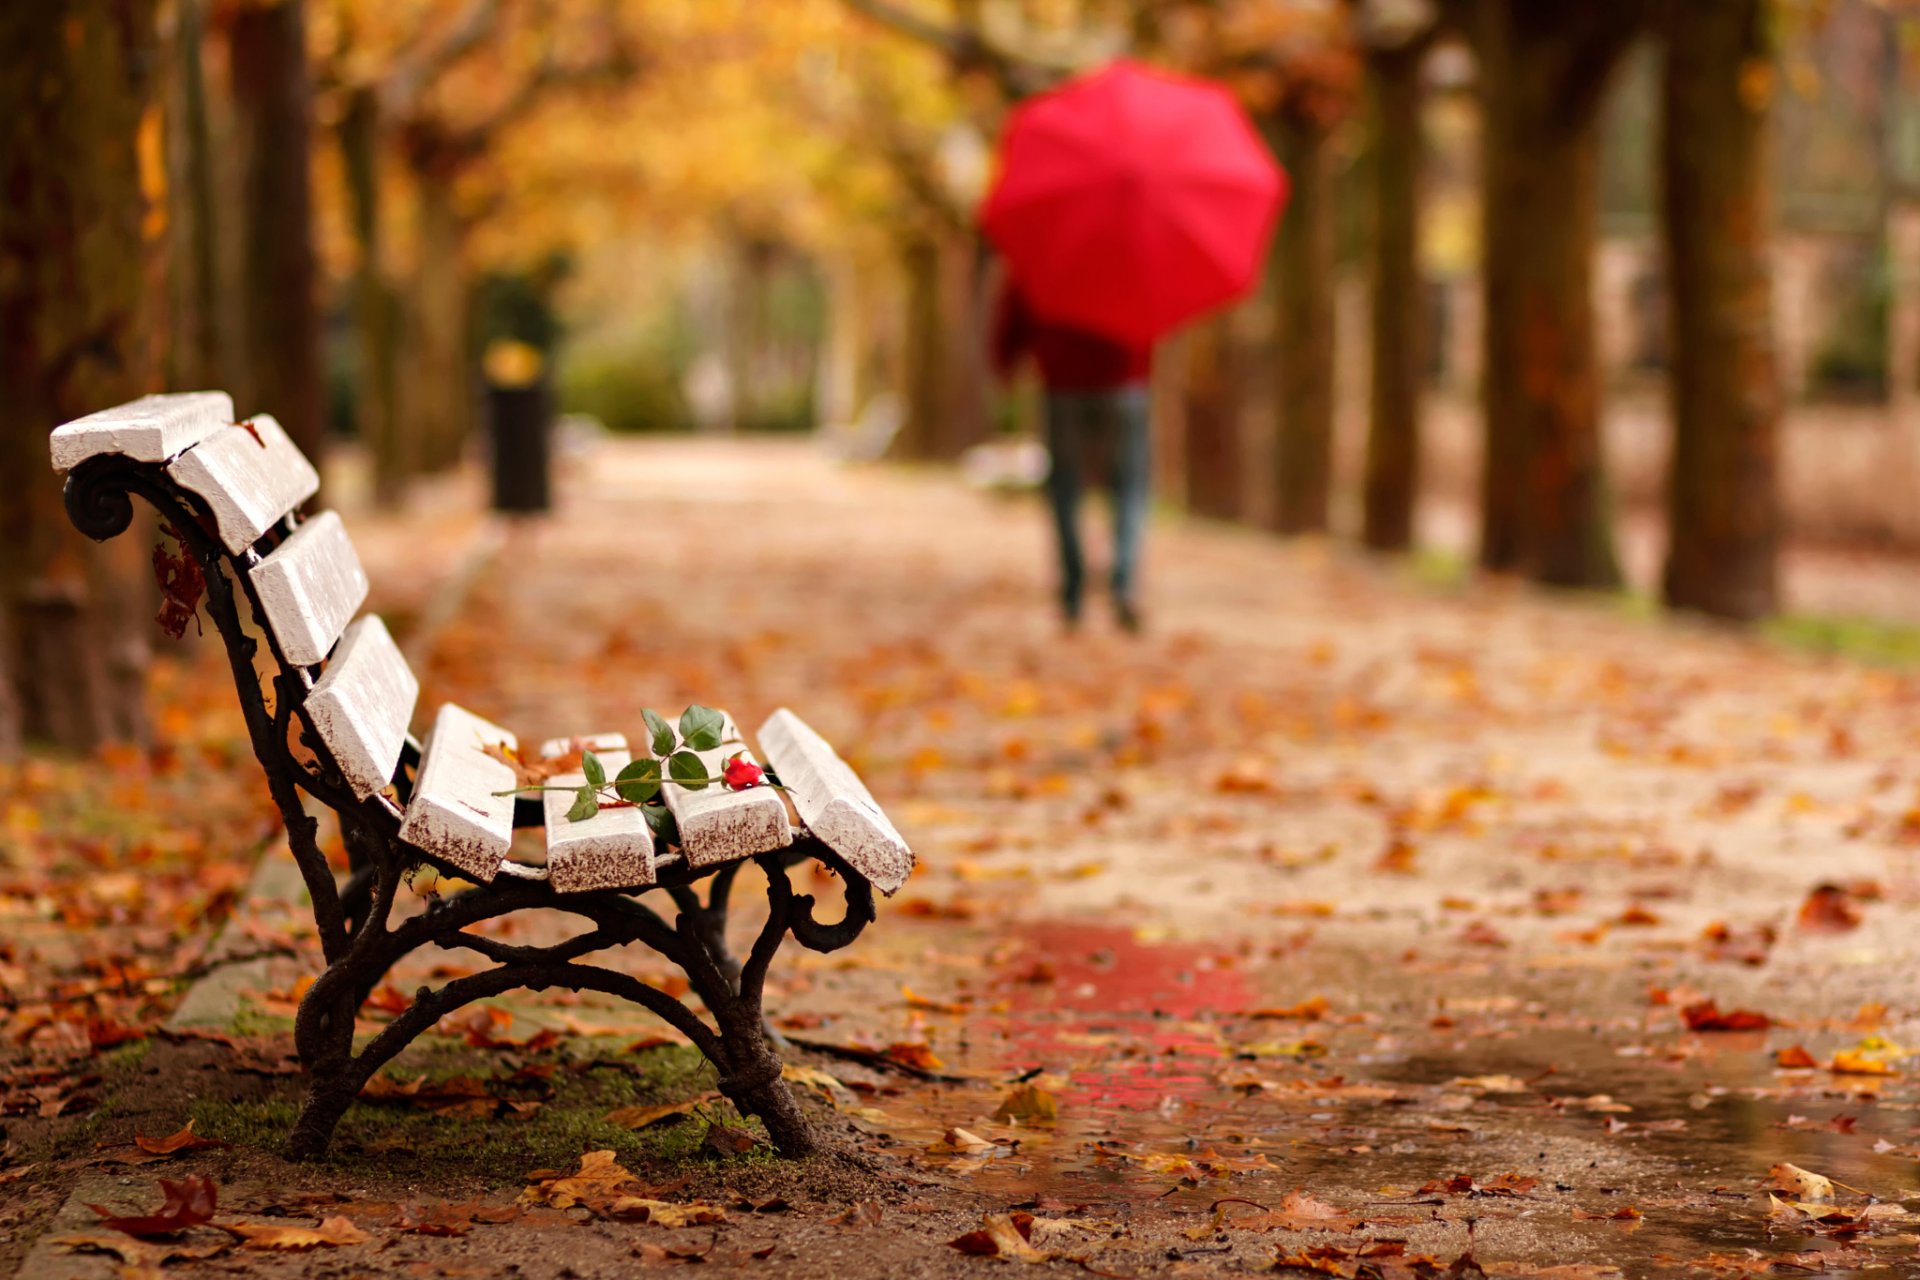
[980,59,1288,348]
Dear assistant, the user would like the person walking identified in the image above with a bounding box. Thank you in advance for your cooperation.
[992,279,1153,632]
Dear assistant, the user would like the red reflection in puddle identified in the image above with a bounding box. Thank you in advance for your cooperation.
[979,921,1253,1114]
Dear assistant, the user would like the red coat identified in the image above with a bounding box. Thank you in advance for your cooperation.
[991,283,1151,392]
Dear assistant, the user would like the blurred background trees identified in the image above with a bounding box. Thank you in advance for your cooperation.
[6,0,1920,753]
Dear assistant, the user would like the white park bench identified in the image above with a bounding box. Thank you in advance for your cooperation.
[51,392,914,1159]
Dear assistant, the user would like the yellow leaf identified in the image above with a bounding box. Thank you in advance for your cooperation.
[992,1083,1059,1124]
[1764,1163,1834,1203]
[228,1216,370,1250]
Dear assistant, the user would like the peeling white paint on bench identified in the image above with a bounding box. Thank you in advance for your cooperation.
[166,414,320,553]
[249,511,369,667]
[399,702,517,884]
[49,391,234,471]
[540,734,657,893]
[757,709,915,895]
[306,614,418,801]
[664,711,792,869]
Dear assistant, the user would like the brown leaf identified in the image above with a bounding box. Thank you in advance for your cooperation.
[605,1093,717,1130]
[151,524,206,640]
[133,1120,231,1157]
[1247,996,1331,1020]
[948,1212,1052,1261]
[1798,884,1863,934]
[483,738,583,787]
[52,1233,231,1268]
[1680,1000,1771,1032]
[704,1120,763,1157]
[390,1201,482,1236]
[1775,1044,1820,1069]
[88,1174,218,1237]
[884,1041,945,1071]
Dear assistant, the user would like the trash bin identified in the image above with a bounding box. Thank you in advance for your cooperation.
[485,340,551,514]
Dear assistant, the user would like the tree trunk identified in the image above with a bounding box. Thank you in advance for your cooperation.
[166,0,222,391]
[1273,111,1337,535]
[405,173,474,474]
[932,230,990,459]
[0,1,168,754]
[1361,42,1426,552]
[230,0,324,469]
[1183,312,1242,520]
[340,85,407,506]
[889,234,941,461]
[1471,5,1633,588]
[1659,0,1779,619]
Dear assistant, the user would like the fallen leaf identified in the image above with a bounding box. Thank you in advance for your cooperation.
[885,1042,945,1071]
[133,1120,230,1157]
[605,1093,717,1129]
[88,1175,218,1237]
[1681,1001,1771,1032]
[226,1216,370,1250]
[1775,1045,1819,1069]
[390,1201,479,1237]
[607,1197,729,1226]
[521,1150,647,1213]
[992,1083,1059,1124]
[949,1212,1052,1262]
[1765,1163,1834,1202]
[1797,883,1863,934]
[1248,996,1331,1020]
[52,1233,231,1268]
[704,1119,763,1157]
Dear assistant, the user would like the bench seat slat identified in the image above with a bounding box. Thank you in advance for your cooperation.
[399,703,517,883]
[249,511,369,667]
[756,708,914,895]
[306,615,418,801]
[540,734,657,893]
[664,711,792,869]
[50,391,234,472]
[166,414,320,553]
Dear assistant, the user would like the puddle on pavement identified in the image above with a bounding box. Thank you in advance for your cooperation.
[839,918,1920,1275]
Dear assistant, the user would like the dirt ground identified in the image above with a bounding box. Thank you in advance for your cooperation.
[10,438,1920,1278]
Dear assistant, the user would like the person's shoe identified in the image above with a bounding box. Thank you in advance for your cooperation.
[1114,596,1143,634]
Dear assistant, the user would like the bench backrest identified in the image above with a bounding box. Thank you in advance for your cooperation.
[50,393,420,802]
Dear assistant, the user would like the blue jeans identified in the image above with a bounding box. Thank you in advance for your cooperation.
[1044,386,1150,617]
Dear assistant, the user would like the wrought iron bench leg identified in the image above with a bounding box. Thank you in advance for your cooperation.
[280,847,874,1161]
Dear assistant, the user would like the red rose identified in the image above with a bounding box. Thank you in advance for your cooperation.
[722,753,765,790]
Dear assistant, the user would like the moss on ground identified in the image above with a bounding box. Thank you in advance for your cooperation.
[1765,612,1920,666]
[186,1038,768,1182]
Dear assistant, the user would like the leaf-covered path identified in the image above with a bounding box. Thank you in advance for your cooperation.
[12,437,1920,1278]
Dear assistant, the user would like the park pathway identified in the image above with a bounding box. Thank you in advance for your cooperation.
[348,436,1920,1273]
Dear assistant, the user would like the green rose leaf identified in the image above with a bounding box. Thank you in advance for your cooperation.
[642,804,680,845]
[567,784,600,823]
[668,750,710,791]
[582,750,606,788]
[679,705,725,752]
[642,708,676,758]
[614,757,662,804]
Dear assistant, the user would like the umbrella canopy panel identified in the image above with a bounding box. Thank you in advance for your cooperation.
[982,60,1287,347]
